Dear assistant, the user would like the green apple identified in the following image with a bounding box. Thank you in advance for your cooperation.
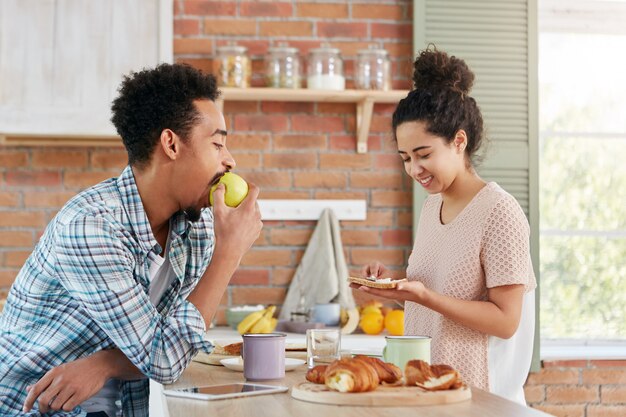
[209,172,249,207]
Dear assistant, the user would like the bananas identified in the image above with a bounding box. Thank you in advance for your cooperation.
[237,305,278,334]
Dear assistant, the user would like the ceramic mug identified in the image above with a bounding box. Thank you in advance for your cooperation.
[310,303,341,326]
[242,333,286,381]
[382,335,431,370]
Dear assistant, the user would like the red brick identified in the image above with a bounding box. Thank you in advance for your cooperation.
[371,190,412,207]
[351,211,393,228]
[3,250,31,267]
[233,115,288,132]
[240,2,292,17]
[382,230,412,246]
[264,154,316,170]
[524,385,545,403]
[272,268,295,285]
[526,369,580,385]
[334,41,373,57]
[0,269,19,287]
[261,102,314,114]
[352,4,405,20]
[296,3,348,18]
[317,103,353,114]
[341,230,379,246]
[384,42,413,58]
[397,211,413,227]
[64,171,113,189]
[588,405,626,417]
[350,172,404,189]
[240,250,292,266]
[259,21,312,37]
[583,369,626,384]
[216,39,269,56]
[270,229,313,246]
[293,172,346,188]
[351,249,405,266]
[371,23,412,39]
[283,41,321,56]
[223,101,258,113]
[90,151,128,170]
[231,153,261,170]
[320,154,370,170]
[291,115,345,133]
[258,191,310,199]
[0,231,32,247]
[314,191,367,200]
[203,19,256,36]
[0,151,28,168]
[591,360,626,368]
[5,171,61,187]
[317,22,367,38]
[0,192,20,207]
[22,191,74,208]
[174,38,213,55]
[533,405,584,417]
[174,18,201,36]
[175,57,213,74]
[274,135,326,151]
[546,385,599,403]
[230,269,269,285]
[0,212,46,227]
[602,386,626,403]
[183,1,236,15]
[375,154,404,170]
[227,134,271,151]
[242,172,291,188]
[231,287,287,305]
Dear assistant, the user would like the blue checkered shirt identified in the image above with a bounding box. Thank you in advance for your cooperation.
[0,166,215,416]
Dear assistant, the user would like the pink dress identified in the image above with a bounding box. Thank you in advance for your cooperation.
[405,182,537,392]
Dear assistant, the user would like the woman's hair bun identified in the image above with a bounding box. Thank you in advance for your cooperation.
[412,46,474,95]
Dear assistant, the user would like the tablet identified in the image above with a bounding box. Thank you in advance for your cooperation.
[162,383,289,401]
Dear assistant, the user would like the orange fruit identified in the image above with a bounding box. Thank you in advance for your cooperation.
[359,312,384,335]
[384,309,404,336]
[361,306,383,317]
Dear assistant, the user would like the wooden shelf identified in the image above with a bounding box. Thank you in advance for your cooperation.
[217,87,409,153]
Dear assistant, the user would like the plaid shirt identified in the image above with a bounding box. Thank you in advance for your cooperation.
[0,166,215,416]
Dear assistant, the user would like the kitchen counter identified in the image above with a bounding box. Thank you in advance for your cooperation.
[162,327,552,417]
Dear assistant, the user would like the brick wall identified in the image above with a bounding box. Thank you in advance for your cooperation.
[526,360,626,416]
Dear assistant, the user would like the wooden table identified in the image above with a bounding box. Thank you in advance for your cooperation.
[164,361,552,417]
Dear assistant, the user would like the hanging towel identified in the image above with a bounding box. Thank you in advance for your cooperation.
[279,208,356,320]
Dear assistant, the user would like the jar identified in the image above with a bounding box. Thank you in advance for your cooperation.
[266,44,301,89]
[306,45,345,90]
[215,45,251,88]
[356,46,391,90]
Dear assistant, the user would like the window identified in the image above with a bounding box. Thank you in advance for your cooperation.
[539,0,626,341]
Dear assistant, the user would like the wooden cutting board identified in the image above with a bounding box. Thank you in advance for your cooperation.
[291,382,471,406]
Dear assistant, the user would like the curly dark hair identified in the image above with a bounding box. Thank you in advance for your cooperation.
[111,63,220,166]
[392,47,485,166]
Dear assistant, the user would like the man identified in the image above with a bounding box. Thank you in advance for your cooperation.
[0,64,262,416]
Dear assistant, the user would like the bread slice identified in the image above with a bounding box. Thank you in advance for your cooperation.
[212,342,242,356]
[348,276,407,289]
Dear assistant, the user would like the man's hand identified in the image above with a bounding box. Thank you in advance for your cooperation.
[23,349,141,413]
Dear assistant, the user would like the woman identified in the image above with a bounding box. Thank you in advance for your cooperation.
[354,48,536,404]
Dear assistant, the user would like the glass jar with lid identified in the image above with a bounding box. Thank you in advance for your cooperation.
[306,45,345,90]
[356,46,391,90]
[215,44,251,88]
[265,44,301,89]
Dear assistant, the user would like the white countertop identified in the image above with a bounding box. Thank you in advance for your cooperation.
[206,326,386,355]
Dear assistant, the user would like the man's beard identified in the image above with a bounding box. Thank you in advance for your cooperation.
[184,207,202,223]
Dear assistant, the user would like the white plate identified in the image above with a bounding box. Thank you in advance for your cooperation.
[220,357,306,372]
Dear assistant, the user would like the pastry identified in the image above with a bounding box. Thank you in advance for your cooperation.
[405,360,461,391]
[212,342,242,356]
[348,276,407,289]
[305,365,328,384]
[324,358,379,393]
[352,355,403,384]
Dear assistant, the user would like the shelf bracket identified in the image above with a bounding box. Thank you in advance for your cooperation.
[356,97,375,153]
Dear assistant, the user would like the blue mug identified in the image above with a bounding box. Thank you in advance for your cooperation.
[311,303,340,326]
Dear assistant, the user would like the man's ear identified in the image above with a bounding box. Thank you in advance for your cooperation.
[159,129,180,160]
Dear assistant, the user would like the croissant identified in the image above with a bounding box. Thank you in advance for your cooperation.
[324,358,379,393]
[352,355,403,384]
[305,365,328,384]
[405,360,461,391]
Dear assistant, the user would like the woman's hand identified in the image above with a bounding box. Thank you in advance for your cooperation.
[361,261,389,279]
[349,280,427,304]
